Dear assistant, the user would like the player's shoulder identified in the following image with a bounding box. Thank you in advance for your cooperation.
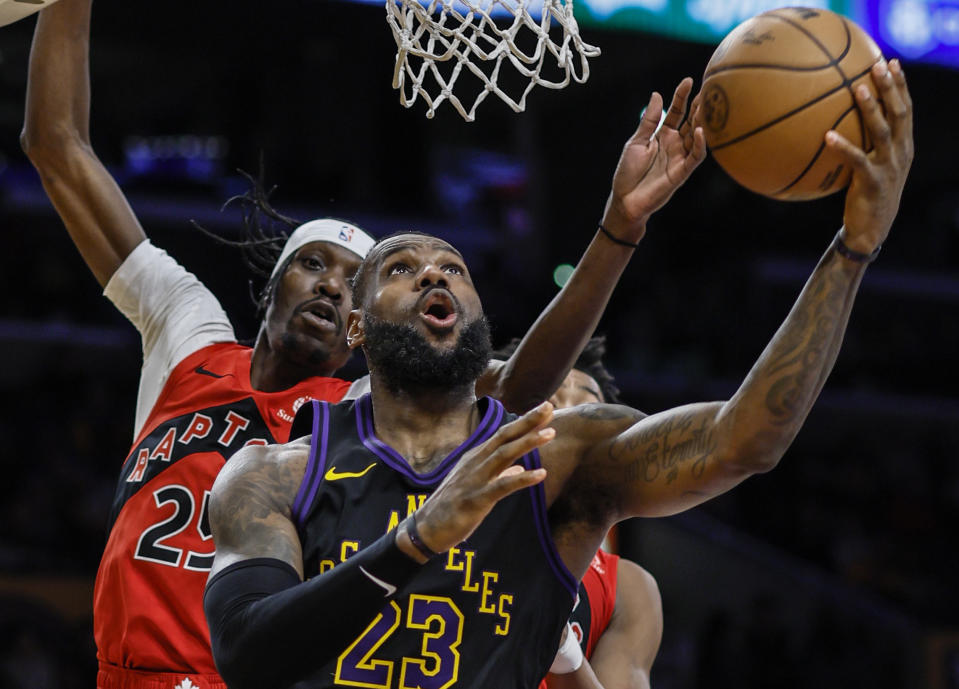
[212,438,310,508]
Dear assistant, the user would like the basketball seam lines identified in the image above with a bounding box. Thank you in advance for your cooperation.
[708,63,874,153]
[764,12,869,196]
[770,10,868,162]
[703,13,852,78]
[773,104,858,195]
[769,10,853,71]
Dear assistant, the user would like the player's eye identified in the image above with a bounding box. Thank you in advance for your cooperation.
[303,255,325,271]
[388,262,412,275]
[442,264,464,275]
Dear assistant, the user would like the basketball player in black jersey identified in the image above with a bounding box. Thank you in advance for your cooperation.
[203,60,913,689]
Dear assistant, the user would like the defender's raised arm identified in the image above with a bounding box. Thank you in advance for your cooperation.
[478,79,706,413]
[21,0,146,287]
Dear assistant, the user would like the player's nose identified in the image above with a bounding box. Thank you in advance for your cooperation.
[314,270,346,302]
[417,264,449,289]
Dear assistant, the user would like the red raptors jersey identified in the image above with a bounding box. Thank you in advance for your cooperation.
[540,549,619,688]
[93,343,350,686]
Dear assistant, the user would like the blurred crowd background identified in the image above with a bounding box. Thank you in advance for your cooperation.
[0,1,957,687]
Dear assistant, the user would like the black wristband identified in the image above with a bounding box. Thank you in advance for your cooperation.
[834,229,881,263]
[407,513,440,560]
[598,224,640,249]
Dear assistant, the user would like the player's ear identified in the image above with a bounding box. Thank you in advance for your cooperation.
[346,310,365,350]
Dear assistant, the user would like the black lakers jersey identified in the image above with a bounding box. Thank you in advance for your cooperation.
[289,394,578,689]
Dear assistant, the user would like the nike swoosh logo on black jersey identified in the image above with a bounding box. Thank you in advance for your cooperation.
[325,463,377,482]
[195,365,227,378]
[360,566,397,597]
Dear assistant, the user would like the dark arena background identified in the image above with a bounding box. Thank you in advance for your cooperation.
[0,1,957,687]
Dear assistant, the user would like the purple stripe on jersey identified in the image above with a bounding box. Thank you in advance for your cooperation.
[524,448,578,598]
[292,400,329,527]
[354,394,502,486]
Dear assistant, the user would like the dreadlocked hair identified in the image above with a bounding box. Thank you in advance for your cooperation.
[191,166,301,318]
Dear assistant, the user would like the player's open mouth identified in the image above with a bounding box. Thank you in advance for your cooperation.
[419,291,458,329]
[300,299,340,332]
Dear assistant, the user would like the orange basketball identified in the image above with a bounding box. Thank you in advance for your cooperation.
[700,7,885,201]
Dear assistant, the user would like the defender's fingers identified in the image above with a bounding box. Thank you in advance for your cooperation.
[872,61,909,141]
[681,92,702,133]
[631,92,664,145]
[662,77,694,130]
[685,128,707,169]
[681,94,702,153]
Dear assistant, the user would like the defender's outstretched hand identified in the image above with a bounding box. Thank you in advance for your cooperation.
[601,77,707,245]
[407,403,555,559]
[826,59,914,254]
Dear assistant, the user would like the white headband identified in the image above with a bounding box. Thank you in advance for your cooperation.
[271,218,376,280]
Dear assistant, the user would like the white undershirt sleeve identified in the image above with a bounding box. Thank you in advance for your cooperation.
[104,240,237,438]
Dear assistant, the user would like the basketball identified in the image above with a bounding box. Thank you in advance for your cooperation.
[700,7,884,201]
[0,0,61,27]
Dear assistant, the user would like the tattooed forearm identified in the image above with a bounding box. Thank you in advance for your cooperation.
[761,252,853,427]
[612,411,718,486]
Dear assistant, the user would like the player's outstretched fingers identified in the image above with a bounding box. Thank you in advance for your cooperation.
[481,425,555,477]
[483,401,553,447]
[477,404,555,475]
[662,77,693,130]
[857,80,893,157]
[684,127,707,172]
[630,92,664,145]
[486,464,548,503]
[825,129,870,177]
[873,61,909,141]
[889,59,913,112]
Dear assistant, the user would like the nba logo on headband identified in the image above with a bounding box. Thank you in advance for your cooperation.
[270,218,376,280]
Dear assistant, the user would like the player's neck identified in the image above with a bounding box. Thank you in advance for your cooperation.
[367,378,480,475]
[249,336,340,392]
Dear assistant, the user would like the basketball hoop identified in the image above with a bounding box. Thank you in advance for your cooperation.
[386,0,600,121]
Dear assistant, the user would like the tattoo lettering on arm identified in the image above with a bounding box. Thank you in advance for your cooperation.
[611,410,718,487]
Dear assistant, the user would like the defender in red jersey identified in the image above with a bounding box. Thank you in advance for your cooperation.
[542,550,662,689]
[21,0,707,685]
[500,341,661,689]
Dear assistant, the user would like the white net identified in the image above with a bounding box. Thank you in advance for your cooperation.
[387,0,600,121]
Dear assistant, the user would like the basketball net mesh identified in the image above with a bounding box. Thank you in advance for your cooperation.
[387,0,600,121]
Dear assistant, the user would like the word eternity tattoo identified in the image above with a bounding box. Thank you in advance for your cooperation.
[611,411,717,486]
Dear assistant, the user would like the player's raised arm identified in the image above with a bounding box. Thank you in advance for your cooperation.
[21,0,146,287]
[548,58,912,541]
[477,79,706,413]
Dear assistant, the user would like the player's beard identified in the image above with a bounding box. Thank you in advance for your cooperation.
[363,313,492,395]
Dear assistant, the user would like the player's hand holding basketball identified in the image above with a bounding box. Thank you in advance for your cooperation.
[601,77,707,245]
[827,59,914,255]
[402,402,554,560]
